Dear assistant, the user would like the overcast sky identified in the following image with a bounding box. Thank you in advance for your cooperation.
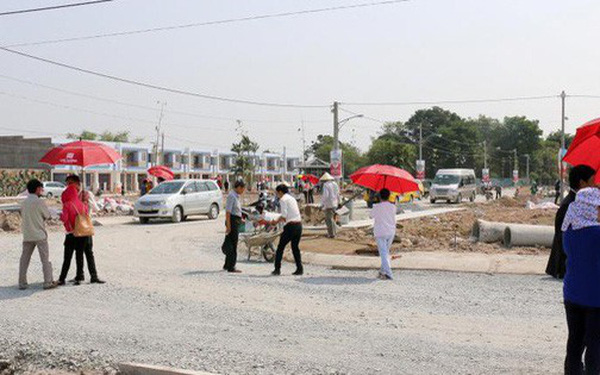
[1,0,599,156]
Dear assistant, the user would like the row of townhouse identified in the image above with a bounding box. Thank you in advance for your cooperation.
[0,136,301,193]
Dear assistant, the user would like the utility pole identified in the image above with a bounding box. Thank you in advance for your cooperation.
[419,122,423,161]
[560,90,567,197]
[483,140,488,169]
[282,146,287,182]
[299,119,306,169]
[513,149,518,171]
[154,101,166,166]
[161,132,165,165]
[332,101,340,180]
[524,154,530,181]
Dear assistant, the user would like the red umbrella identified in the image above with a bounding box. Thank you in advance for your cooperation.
[350,164,419,193]
[300,174,319,184]
[563,118,600,177]
[39,140,122,167]
[148,165,175,181]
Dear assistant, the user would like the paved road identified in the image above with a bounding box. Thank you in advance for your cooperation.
[0,215,564,374]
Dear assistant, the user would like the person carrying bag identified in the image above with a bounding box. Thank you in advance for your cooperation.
[58,175,105,286]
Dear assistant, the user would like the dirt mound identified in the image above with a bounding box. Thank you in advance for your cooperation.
[307,197,556,256]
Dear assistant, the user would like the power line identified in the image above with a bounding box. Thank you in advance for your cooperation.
[3,0,409,47]
[0,74,329,125]
[340,95,559,106]
[0,0,114,17]
[0,90,310,137]
[0,47,329,109]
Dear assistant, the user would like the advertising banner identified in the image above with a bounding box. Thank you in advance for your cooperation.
[330,149,343,178]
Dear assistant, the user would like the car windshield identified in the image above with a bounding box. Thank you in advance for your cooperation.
[149,181,185,195]
[433,174,460,185]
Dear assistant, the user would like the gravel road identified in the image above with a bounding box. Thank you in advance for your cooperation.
[0,215,565,374]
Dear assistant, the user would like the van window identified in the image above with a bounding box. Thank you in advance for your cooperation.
[433,174,460,185]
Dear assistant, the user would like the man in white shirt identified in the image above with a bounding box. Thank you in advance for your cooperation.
[19,179,57,290]
[320,173,340,238]
[269,184,304,276]
[370,188,396,280]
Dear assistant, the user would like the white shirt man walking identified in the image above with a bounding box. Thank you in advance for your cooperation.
[19,179,57,290]
[370,188,396,280]
[320,173,340,238]
[269,184,304,276]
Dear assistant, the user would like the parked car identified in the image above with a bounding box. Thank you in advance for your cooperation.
[363,181,424,207]
[429,169,477,204]
[134,179,222,224]
[42,181,66,198]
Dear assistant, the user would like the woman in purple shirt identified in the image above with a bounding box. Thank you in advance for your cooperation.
[562,164,600,374]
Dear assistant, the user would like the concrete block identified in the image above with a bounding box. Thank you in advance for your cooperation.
[119,362,219,375]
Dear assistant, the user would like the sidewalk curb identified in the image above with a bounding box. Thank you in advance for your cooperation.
[297,251,547,275]
[119,362,219,375]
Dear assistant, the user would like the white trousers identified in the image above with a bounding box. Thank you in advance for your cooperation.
[375,236,394,279]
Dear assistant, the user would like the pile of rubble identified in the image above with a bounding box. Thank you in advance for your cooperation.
[303,196,559,256]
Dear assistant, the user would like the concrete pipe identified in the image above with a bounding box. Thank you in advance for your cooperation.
[471,220,508,243]
[503,224,554,249]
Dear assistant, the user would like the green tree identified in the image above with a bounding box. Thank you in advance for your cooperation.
[307,135,366,177]
[365,121,417,171]
[490,116,543,180]
[67,130,143,143]
[231,135,260,185]
[404,107,484,177]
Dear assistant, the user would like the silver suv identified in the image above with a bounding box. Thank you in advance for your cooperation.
[134,179,222,224]
[42,181,66,198]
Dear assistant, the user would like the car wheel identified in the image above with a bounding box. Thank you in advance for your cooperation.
[139,217,149,224]
[172,206,183,223]
[46,192,53,198]
[208,203,219,220]
[183,215,188,222]
[430,198,436,204]
[456,194,462,204]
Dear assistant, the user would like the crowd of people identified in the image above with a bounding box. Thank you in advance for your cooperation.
[18,175,105,291]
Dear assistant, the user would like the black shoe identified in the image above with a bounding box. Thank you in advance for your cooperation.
[292,269,304,276]
[90,278,106,284]
[73,280,81,286]
[69,278,84,283]
[271,270,281,276]
[57,280,65,286]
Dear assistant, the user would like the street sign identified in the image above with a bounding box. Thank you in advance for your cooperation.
[482,168,490,183]
[330,149,343,178]
[416,160,425,180]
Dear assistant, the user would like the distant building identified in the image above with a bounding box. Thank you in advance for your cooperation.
[0,135,300,193]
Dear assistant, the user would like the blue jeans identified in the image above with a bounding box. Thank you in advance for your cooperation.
[376,236,394,279]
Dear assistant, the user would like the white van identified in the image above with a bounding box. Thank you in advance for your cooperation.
[429,169,477,204]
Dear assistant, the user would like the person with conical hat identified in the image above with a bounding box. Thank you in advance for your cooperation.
[320,172,340,238]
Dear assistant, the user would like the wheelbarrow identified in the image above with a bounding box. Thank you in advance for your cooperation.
[240,228,281,263]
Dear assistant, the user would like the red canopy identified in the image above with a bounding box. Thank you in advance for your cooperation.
[563,118,600,175]
[39,140,122,167]
[300,174,319,184]
[350,164,419,193]
[148,165,175,181]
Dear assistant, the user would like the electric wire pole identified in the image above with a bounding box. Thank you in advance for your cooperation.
[483,140,488,170]
[332,101,340,180]
[154,101,166,166]
[560,91,567,197]
[419,122,423,161]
